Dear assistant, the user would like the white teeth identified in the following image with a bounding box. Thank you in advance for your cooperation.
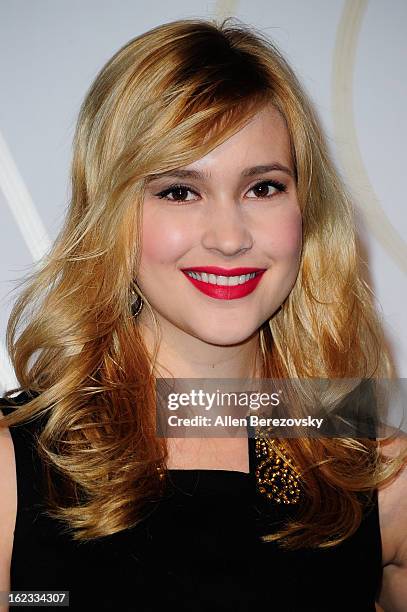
[185,271,257,286]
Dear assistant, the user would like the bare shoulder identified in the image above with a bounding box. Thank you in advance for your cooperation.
[0,407,17,605]
[377,428,407,611]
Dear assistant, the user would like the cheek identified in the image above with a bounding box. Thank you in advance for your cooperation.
[141,212,193,266]
[263,208,302,259]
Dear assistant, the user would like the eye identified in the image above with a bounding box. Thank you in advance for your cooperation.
[154,179,287,204]
[246,180,287,199]
[155,184,199,203]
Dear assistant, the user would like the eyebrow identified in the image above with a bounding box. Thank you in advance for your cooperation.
[147,163,294,182]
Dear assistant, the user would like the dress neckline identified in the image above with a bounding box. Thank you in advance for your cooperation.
[168,468,250,475]
[165,433,256,477]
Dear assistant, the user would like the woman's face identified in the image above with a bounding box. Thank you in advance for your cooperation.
[137,105,302,347]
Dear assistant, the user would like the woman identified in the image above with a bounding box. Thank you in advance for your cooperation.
[1,17,406,612]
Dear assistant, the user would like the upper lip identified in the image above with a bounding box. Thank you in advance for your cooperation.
[181,266,266,277]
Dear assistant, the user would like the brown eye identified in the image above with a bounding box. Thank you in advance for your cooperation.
[156,184,199,203]
[247,180,287,199]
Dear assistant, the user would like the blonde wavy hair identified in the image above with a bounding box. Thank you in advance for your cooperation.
[1,17,406,549]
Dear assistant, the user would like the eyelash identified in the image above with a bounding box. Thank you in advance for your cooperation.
[154,180,287,203]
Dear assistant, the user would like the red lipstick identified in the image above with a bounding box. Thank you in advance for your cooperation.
[181,266,265,276]
[181,266,266,300]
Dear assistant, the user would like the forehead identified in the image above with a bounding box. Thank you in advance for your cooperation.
[187,105,292,172]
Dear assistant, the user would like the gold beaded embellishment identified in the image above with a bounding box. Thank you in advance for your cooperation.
[156,432,303,505]
[255,433,302,504]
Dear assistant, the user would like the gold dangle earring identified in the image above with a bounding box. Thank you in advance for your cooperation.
[131,287,144,317]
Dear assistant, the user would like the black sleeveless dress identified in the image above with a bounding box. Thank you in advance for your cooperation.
[1,391,382,611]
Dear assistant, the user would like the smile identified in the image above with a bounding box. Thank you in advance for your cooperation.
[185,270,257,285]
[181,268,266,300]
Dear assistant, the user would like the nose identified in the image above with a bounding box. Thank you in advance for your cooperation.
[201,200,253,257]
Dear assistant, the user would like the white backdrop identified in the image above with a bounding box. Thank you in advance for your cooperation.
[1,0,406,393]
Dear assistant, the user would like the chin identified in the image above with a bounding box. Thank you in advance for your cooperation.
[190,326,259,348]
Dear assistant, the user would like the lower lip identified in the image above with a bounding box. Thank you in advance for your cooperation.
[182,271,266,300]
